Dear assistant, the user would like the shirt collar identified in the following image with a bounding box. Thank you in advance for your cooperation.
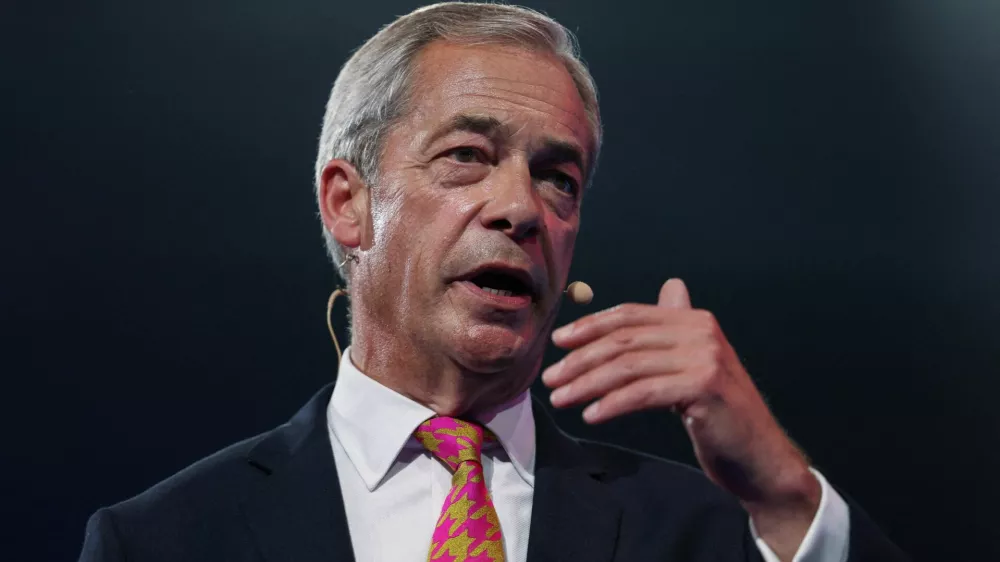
[475,389,536,488]
[327,346,536,491]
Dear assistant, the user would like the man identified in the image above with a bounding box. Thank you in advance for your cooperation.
[79,3,907,561]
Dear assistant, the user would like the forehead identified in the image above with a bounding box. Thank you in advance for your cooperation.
[405,41,592,154]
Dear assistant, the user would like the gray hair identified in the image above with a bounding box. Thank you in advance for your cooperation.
[314,2,602,286]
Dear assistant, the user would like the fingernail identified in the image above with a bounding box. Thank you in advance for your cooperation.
[549,385,572,406]
[552,323,574,340]
[541,361,563,385]
[583,401,601,422]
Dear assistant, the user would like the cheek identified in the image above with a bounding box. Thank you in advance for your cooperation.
[546,218,579,279]
[408,189,477,242]
[371,180,478,274]
[370,186,406,248]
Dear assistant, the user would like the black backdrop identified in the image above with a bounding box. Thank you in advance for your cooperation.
[4,1,999,560]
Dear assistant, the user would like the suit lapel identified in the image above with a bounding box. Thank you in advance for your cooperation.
[526,398,622,562]
[240,384,356,562]
[236,385,623,562]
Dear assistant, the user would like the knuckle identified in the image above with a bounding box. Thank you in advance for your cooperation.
[694,309,717,330]
[569,372,595,395]
[622,350,657,375]
[612,331,636,349]
[600,388,623,410]
[653,379,679,406]
[696,321,720,343]
[619,355,640,374]
[635,382,658,409]
[694,364,719,391]
[618,302,642,318]
[561,355,579,374]
[701,341,723,363]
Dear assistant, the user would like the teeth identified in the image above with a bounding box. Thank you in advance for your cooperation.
[482,287,514,297]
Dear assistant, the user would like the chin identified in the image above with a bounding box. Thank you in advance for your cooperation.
[451,323,535,373]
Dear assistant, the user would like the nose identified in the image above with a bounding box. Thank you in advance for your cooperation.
[479,163,542,242]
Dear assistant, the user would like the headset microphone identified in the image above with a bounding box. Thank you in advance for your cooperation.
[565,281,594,305]
[327,281,594,363]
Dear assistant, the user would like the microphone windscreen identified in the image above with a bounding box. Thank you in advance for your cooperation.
[566,281,593,305]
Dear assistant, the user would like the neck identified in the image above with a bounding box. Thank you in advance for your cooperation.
[347,312,541,417]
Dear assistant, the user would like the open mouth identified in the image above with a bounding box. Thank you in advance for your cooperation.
[463,268,536,301]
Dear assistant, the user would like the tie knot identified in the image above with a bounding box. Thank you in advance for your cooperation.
[414,417,494,472]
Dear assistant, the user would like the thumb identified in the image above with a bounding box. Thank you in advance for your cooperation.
[658,278,692,309]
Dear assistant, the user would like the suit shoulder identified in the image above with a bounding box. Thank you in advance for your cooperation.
[80,429,278,562]
[108,429,272,521]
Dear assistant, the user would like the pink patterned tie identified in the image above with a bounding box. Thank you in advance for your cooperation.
[414,417,506,562]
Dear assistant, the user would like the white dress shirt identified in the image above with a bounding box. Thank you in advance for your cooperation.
[327,347,850,562]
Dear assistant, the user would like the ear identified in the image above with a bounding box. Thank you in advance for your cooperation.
[318,159,369,250]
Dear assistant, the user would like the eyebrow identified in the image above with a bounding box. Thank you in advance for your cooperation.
[422,114,510,151]
[531,138,587,178]
[423,112,589,175]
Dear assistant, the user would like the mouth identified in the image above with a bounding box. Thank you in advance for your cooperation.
[454,265,539,309]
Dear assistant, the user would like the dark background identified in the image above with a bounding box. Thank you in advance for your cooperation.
[4,0,999,560]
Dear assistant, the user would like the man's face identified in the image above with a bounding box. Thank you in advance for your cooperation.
[355,41,593,376]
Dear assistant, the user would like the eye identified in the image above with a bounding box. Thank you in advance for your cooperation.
[446,146,488,164]
[537,171,580,196]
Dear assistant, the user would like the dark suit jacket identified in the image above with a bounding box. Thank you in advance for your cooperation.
[79,383,907,562]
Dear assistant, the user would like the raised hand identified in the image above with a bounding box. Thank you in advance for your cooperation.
[542,279,821,559]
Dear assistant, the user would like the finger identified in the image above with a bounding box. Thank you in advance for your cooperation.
[548,349,687,408]
[542,326,679,388]
[582,374,701,424]
[552,303,689,348]
[658,278,691,310]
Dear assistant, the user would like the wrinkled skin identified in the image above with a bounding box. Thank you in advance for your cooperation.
[319,41,591,416]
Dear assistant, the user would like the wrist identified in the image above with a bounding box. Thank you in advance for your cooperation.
[744,464,821,552]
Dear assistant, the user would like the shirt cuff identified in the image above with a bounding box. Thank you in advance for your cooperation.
[750,468,851,562]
